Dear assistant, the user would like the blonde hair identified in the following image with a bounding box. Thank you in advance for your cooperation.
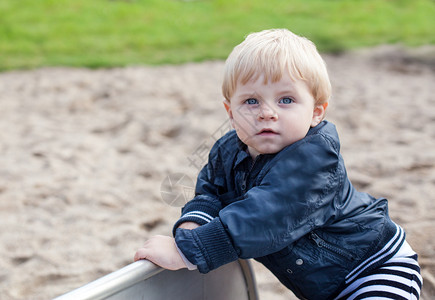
[222,29,331,106]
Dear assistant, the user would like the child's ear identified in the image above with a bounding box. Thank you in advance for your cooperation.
[223,100,235,128]
[311,102,327,127]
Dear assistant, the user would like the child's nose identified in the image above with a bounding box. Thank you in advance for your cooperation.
[258,104,278,120]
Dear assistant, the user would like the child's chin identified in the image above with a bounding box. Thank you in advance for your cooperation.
[248,145,284,158]
[258,147,283,155]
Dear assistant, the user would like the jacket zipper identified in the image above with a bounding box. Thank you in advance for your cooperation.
[309,232,355,261]
[241,155,261,193]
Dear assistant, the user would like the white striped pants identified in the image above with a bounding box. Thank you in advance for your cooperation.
[335,226,422,299]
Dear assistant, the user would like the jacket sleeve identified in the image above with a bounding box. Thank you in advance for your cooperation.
[172,143,225,235]
[175,132,343,273]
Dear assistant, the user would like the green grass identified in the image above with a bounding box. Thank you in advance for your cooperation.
[0,0,434,70]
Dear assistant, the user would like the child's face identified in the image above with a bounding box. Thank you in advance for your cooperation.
[224,72,325,158]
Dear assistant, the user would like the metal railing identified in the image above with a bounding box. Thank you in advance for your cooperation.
[54,260,258,300]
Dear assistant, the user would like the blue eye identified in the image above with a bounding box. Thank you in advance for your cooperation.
[279,97,294,104]
[245,98,258,105]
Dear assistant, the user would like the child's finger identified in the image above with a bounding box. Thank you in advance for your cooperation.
[134,248,148,262]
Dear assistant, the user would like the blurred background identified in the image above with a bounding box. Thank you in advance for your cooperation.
[0,1,434,299]
[1,0,434,70]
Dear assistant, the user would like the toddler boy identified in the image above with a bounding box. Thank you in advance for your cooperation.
[135,29,422,299]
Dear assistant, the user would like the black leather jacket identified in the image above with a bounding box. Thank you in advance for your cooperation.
[174,121,398,299]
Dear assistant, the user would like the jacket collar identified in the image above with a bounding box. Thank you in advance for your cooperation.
[234,137,251,169]
[231,120,333,171]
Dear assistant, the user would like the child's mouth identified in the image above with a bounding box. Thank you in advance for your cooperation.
[257,129,278,135]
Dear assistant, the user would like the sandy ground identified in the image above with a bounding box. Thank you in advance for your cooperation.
[0,45,434,299]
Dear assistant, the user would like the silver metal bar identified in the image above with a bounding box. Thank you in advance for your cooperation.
[53,260,163,300]
[238,259,259,300]
[53,260,258,300]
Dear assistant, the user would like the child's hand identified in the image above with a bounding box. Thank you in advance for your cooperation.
[134,235,187,270]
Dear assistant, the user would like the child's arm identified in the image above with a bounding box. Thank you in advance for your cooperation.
[172,155,223,235]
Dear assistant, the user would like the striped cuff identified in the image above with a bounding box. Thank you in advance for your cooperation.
[173,199,221,236]
[181,211,214,224]
[172,211,213,236]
